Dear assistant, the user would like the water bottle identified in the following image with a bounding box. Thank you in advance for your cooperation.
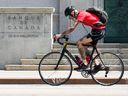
[75,55,83,66]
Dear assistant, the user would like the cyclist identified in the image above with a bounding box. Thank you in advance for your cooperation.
[54,6,106,70]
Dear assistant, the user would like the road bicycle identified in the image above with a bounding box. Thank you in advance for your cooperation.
[38,35,124,86]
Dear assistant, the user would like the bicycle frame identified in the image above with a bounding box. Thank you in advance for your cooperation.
[56,40,101,68]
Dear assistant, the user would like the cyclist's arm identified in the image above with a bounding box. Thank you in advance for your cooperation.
[61,20,79,36]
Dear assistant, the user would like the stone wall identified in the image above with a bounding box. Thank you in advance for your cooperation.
[0,0,59,37]
[0,7,55,69]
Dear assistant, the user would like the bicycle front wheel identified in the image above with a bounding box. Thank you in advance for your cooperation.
[38,52,73,86]
[90,52,124,86]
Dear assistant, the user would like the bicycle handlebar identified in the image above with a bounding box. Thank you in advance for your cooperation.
[57,35,69,45]
[55,35,76,46]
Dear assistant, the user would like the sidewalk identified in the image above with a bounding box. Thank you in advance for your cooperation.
[0,70,127,84]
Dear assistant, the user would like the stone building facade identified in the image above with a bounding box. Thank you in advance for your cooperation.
[0,0,128,69]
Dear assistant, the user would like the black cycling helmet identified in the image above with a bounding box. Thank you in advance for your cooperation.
[64,6,75,17]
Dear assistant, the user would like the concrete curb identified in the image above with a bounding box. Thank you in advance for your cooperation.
[0,78,127,84]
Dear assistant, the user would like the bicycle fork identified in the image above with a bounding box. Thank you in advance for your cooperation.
[54,45,66,70]
[95,46,110,77]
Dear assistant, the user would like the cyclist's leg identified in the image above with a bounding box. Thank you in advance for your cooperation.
[77,35,93,65]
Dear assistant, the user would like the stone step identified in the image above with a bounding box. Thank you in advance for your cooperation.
[21,59,78,65]
[5,65,38,70]
[52,48,128,54]
[36,53,79,59]
[21,59,40,65]
[5,64,128,71]
[36,53,128,59]
[53,43,128,48]
[20,59,128,65]
[5,43,128,71]
[5,65,77,70]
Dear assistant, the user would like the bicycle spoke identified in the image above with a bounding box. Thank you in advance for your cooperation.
[90,52,124,86]
[38,52,72,86]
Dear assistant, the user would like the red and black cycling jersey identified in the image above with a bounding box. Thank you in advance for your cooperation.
[77,10,106,30]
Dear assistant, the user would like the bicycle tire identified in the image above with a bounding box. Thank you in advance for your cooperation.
[90,52,124,86]
[38,52,73,86]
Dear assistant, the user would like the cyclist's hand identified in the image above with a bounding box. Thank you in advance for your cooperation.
[53,34,62,42]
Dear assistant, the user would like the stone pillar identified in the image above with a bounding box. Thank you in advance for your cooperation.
[93,0,104,9]
[59,0,71,33]
[93,0,105,43]
[0,7,55,69]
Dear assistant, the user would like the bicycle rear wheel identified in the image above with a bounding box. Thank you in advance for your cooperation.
[90,52,124,86]
[38,52,73,86]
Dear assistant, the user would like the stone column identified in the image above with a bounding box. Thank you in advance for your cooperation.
[93,0,104,9]
[0,7,55,69]
[59,0,71,33]
[93,0,105,43]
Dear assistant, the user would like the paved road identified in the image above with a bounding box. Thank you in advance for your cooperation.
[0,84,127,96]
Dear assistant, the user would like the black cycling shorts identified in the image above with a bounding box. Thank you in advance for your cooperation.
[87,29,105,41]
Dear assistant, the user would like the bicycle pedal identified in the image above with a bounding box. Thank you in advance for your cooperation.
[81,70,90,78]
